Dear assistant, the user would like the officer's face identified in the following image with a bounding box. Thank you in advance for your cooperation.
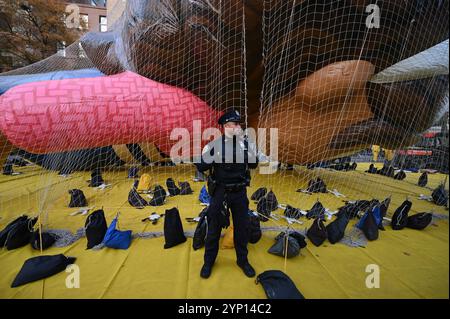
[224,122,242,137]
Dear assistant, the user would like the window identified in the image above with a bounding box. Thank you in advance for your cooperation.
[80,14,89,30]
[99,15,107,32]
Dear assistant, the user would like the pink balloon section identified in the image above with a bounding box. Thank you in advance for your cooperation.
[0,71,223,157]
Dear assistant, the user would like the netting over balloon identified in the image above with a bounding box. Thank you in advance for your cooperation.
[0,0,448,252]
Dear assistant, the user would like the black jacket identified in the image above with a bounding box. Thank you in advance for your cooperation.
[195,135,258,185]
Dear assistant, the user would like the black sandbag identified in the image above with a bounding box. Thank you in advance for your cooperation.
[307,178,327,193]
[391,200,412,230]
[256,191,278,222]
[248,212,262,244]
[251,187,267,201]
[0,215,29,247]
[306,217,327,246]
[326,215,349,244]
[418,172,428,187]
[68,189,88,208]
[306,201,325,219]
[193,209,208,250]
[164,207,187,249]
[275,231,307,249]
[266,191,279,210]
[3,163,13,175]
[256,270,305,299]
[30,231,56,250]
[11,254,76,288]
[362,210,379,241]
[128,166,139,178]
[393,170,406,180]
[6,217,37,250]
[366,164,377,174]
[256,197,270,222]
[166,178,180,196]
[268,235,300,258]
[149,185,166,206]
[284,205,302,219]
[85,209,107,249]
[88,169,104,187]
[406,213,433,230]
[386,166,395,178]
[432,184,448,206]
[179,181,193,195]
[128,187,148,208]
[337,200,374,219]
[379,196,391,219]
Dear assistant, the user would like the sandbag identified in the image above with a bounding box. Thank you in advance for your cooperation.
[360,210,379,241]
[366,164,377,173]
[306,217,327,246]
[432,184,448,206]
[128,187,148,208]
[248,211,262,244]
[275,231,307,249]
[6,217,37,250]
[284,205,302,219]
[128,166,139,178]
[256,196,274,222]
[306,201,325,219]
[103,214,132,249]
[166,177,180,196]
[3,163,13,175]
[256,270,305,299]
[148,185,166,206]
[251,187,267,201]
[163,207,186,249]
[85,209,107,249]
[221,225,234,249]
[393,170,406,180]
[136,173,151,192]
[306,178,327,193]
[391,200,412,230]
[11,254,76,288]
[326,215,349,244]
[379,196,391,219]
[407,213,433,230]
[192,208,208,250]
[30,231,56,250]
[418,172,428,187]
[199,185,211,205]
[256,191,278,222]
[88,169,104,187]
[179,181,193,195]
[68,189,87,208]
[0,215,29,247]
[268,234,300,258]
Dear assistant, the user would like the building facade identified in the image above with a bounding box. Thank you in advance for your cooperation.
[65,0,107,33]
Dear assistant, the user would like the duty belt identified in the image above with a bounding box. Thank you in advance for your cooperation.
[223,182,246,192]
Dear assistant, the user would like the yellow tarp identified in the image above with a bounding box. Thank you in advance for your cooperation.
[0,163,448,298]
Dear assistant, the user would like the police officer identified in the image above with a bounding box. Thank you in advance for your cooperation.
[195,109,258,279]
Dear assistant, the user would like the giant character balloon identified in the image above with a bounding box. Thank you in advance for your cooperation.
[0,0,448,168]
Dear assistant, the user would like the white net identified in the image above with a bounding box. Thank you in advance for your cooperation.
[0,0,448,255]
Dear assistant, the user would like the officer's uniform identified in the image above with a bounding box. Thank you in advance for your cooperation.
[195,110,258,278]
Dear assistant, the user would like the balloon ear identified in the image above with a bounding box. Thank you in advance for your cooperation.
[80,32,123,75]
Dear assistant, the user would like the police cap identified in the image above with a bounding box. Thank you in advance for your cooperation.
[218,109,242,125]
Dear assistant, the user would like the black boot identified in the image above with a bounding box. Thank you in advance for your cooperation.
[200,263,213,279]
[237,261,255,278]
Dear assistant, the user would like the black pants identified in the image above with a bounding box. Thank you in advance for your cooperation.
[204,185,250,265]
